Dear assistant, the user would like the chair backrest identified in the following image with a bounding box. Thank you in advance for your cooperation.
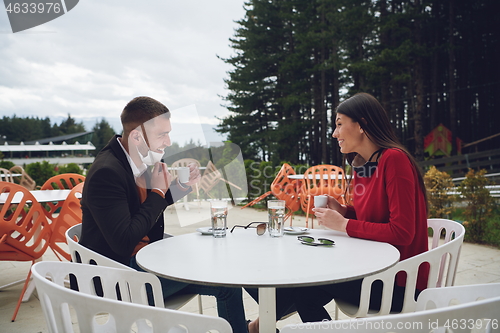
[48,183,84,261]
[0,167,14,183]
[0,182,52,261]
[41,173,86,220]
[337,219,465,317]
[199,161,223,196]
[65,223,131,270]
[9,165,36,190]
[66,224,203,312]
[33,260,164,306]
[41,173,86,190]
[270,163,301,212]
[32,262,232,333]
[416,282,500,311]
[281,296,500,333]
[427,218,465,287]
[300,165,346,212]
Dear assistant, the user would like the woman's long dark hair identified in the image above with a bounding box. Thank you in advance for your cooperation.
[336,92,428,208]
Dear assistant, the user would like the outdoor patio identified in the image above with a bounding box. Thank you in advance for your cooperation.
[1,204,500,332]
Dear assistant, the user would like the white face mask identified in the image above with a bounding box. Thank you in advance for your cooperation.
[137,146,164,166]
[136,134,164,166]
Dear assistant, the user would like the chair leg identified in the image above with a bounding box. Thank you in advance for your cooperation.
[197,295,203,314]
[240,191,271,209]
[305,196,311,229]
[11,262,34,322]
[286,211,293,227]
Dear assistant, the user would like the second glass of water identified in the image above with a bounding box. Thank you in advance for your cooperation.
[268,200,285,237]
[210,200,228,238]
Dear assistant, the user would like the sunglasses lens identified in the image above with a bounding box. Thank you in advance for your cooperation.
[319,238,334,245]
[256,223,266,235]
[299,236,314,243]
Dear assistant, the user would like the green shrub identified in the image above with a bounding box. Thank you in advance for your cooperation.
[0,160,15,169]
[458,169,494,243]
[424,166,456,218]
[25,161,57,186]
[57,163,83,175]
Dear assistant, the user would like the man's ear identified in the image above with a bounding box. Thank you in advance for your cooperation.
[130,129,142,146]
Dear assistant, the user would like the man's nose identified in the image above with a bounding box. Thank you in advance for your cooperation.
[164,135,171,147]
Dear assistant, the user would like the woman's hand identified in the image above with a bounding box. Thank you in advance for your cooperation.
[326,195,347,216]
[312,207,348,232]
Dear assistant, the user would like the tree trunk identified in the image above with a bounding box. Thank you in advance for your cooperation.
[448,0,457,155]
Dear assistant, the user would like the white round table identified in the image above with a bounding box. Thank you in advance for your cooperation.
[137,229,400,332]
[0,189,75,204]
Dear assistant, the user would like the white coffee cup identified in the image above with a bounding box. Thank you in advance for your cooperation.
[177,167,190,183]
[314,195,328,208]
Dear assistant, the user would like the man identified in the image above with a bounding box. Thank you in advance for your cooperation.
[80,96,248,333]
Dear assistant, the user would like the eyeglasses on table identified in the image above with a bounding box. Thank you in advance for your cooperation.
[230,222,267,235]
[298,235,335,246]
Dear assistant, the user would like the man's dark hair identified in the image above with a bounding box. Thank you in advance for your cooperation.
[120,96,170,138]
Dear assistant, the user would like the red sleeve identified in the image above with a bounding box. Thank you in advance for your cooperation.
[345,205,357,219]
[346,151,417,246]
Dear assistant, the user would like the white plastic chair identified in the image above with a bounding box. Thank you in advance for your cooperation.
[335,218,465,318]
[32,261,232,333]
[281,295,500,333]
[65,224,203,312]
[416,282,500,311]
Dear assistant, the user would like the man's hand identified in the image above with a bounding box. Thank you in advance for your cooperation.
[184,162,201,186]
[151,162,171,193]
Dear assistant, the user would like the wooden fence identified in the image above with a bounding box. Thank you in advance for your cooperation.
[418,148,500,180]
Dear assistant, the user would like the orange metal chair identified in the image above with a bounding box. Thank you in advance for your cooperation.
[47,182,84,261]
[40,173,85,221]
[300,165,346,228]
[0,182,52,321]
[241,163,301,224]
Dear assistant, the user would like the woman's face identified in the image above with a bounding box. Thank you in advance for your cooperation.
[332,113,364,154]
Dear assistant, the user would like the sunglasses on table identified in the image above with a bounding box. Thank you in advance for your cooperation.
[230,222,268,235]
[298,236,335,246]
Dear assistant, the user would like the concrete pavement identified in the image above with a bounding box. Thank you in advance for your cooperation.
[1,202,500,332]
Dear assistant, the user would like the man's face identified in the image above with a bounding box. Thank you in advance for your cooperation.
[137,115,172,155]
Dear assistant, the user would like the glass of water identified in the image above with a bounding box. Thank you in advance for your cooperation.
[210,200,228,238]
[268,200,285,237]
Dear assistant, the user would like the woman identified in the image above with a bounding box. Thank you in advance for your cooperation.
[292,92,429,322]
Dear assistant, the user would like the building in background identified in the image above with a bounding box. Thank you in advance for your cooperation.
[1,132,95,165]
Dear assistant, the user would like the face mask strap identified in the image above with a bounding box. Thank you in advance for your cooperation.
[140,124,151,149]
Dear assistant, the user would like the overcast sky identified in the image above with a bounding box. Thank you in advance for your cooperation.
[0,1,246,145]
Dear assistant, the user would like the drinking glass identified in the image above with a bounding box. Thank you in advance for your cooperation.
[267,200,285,237]
[210,200,228,238]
